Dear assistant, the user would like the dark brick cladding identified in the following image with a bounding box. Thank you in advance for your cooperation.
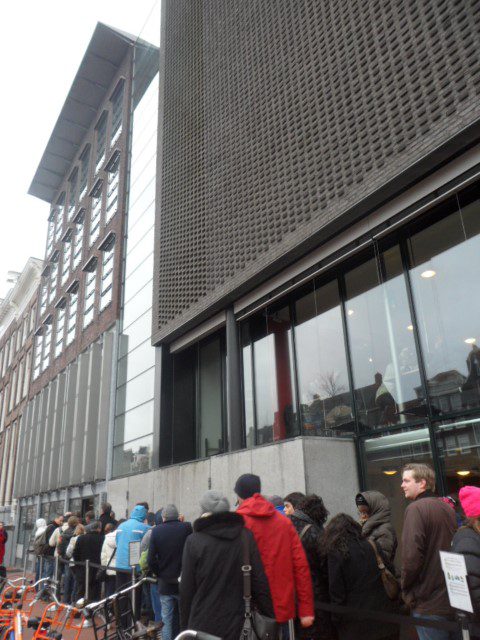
[153,0,480,343]
[31,54,133,397]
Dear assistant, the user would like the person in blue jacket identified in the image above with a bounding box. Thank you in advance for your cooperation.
[115,504,151,617]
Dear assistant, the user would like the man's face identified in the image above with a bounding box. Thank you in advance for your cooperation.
[357,505,370,522]
[56,516,64,525]
[284,501,295,516]
[401,470,426,500]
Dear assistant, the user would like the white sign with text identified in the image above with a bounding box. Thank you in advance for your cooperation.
[440,551,473,613]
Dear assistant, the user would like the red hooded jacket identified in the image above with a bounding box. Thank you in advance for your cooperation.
[237,494,314,623]
[0,528,7,565]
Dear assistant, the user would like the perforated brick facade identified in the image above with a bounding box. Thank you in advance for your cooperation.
[153,0,480,343]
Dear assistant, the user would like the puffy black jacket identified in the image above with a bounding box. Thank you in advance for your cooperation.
[358,491,397,565]
[452,526,480,628]
[148,519,193,595]
[180,511,274,640]
[290,511,337,640]
[72,531,105,564]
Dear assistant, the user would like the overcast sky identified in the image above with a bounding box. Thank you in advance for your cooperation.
[0,0,160,299]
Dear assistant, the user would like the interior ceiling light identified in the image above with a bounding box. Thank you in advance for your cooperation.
[421,269,436,279]
[347,309,354,316]
[465,338,477,345]
[456,470,471,477]
[407,325,414,331]
[382,469,398,476]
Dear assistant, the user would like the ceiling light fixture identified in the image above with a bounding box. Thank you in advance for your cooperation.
[347,309,354,316]
[456,470,471,477]
[407,325,413,331]
[421,269,436,279]
[382,469,397,476]
[465,338,477,345]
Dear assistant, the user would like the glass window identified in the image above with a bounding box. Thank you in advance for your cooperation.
[46,211,55,255]
[79,146,90,202]
[115,367,155,416]
[54,195,65,243]
[122,281,152,330]
[124,254,154,304]
[95,112,108,174]
[89,181,103,247]
[117,338,155,387]
[72,210,85,270]
[23,350,31,398]
[41,320,52,372]
[242,305,298,445]
[99,235,115,310]
[112,434,152,477]
[54,301,66,359]
[294,280,354,436]
[33,332,43,379]
[172,346,196,463]
[114,400,154,445]
[407,190,480,414]
[68,170,78,221]
[198,336,224,457]
[66,284,79,346]
[345,245,423,432]
[105,151,121,223]
[47,254,59,306]
[119,308,152,356]
[110,81,124,146]
[435,417,480,496]
[241,329,255,448]
[61,230,73,285]
[82,260,97,328]
[363,426,433,540]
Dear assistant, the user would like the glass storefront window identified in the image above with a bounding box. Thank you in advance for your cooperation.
[407,190,480,414]
[242,305,298,445]
[345,245,424,432]
[294,280,354,436]
[112,434,153,477]
[435,417,480,497]
[198,336,225,457]
[363,426,433,540]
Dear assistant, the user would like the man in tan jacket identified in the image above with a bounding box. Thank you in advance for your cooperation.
[401,462,457,640]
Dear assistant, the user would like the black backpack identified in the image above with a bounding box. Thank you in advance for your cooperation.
[57,528,75,559]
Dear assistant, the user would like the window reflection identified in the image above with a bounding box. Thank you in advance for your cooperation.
[435,417,480,497]
[407,190,480,414]
[112,434,153,477]
[294,280,353,436]
[345,245,423,431]
[242,306,298,445]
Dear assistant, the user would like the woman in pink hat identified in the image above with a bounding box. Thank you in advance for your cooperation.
[452,485,480,636]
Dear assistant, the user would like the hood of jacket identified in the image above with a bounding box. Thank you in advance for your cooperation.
[130,505,148,522]
[36,518,47,529]
[193,511,244,540]
[359,491,391,535]
[236,493,276,518]
[290,509,317,528]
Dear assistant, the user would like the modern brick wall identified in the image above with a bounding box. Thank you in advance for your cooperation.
[153,0,480,343]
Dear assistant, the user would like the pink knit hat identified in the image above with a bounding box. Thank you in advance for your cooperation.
[459,486,480,518]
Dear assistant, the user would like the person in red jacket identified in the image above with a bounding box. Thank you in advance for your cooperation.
[235,474,314,632]
[0,521,8,567]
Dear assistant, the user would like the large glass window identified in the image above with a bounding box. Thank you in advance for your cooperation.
[345,245,423,432]
[33,331,43,379]
[72,210,85,270]
[82,259,97,328]
[407,189,480,414]
[242,305,298,445]
[294,279,353,436]
[41,319,52,372]
[105,151,121,223]
[47,253,59,305]
[46,211,55,256]
[61,230,73,285]
[110,80,124,146]
[198,336,225,457]
[54,300,66,359]
[89,181,103,247]
[66,283,79,346]
[435,417,480,495]
[99,234,115,310]
[78,145,90,202]
[68,170,78,221]
[54,195,65,243]
[95,112,108,174]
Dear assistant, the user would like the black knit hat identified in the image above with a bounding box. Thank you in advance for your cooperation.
[234,474,261,499]
[355,493,369,507]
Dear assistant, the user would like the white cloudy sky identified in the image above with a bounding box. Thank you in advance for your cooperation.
[0,0,160,299]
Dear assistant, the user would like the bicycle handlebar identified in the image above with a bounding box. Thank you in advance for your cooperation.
[82,576,157,613]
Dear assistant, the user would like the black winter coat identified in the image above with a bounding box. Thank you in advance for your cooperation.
[180,512,274,640]
[290,511,337,640]
[73,531,105,564]
[148,519,193,595]
[327,538,398,640]
[452,526,480,636]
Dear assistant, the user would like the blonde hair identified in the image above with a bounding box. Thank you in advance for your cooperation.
[403,463,436,492]
[74,523,85,536]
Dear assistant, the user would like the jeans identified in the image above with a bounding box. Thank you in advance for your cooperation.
[150,583,163,623]
[160,594,179,640]
[62,565,76,604]
[42,557,54,580]
[413,612,459,640]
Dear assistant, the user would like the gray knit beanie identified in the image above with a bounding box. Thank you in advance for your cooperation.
[200,490,230,514]
[163,504,179,521]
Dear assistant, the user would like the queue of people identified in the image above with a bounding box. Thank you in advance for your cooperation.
[29,466,480,640]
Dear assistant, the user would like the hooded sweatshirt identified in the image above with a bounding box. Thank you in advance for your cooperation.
[237,493,313,623]
[34,518,47,539]
[115,505,150,570]
[357,491,397,564]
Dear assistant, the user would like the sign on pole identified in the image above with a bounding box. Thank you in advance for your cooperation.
[128,540,141,567]
[440,551,473,613]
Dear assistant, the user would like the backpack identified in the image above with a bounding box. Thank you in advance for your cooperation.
[33,530,49,556]
[57,528,75,559]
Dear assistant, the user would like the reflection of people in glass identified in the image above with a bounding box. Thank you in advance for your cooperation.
[462,344,480,408]
[374,372,397,425]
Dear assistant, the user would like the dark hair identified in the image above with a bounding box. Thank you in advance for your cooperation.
[136,502,149,511]
[102,502,112,513]
[298,494,329,527]
[84,510,95,521]
[284,492,305,508]
[117,518,127,526]
[146,512,156,526]
[104,523,116,534]
[323,513,363,558]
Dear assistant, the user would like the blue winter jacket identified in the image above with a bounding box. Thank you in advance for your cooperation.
[116,505,150,570]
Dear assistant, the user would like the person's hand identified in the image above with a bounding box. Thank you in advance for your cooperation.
[300,616,314,628]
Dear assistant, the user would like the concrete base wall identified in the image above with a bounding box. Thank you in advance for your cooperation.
[107,437,359,523]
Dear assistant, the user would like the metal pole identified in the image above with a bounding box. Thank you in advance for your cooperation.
[288,618,295,640]
[131,568,136,620]
[54,555,59,600]
[85,560,90,603]
[39,556,44,585]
